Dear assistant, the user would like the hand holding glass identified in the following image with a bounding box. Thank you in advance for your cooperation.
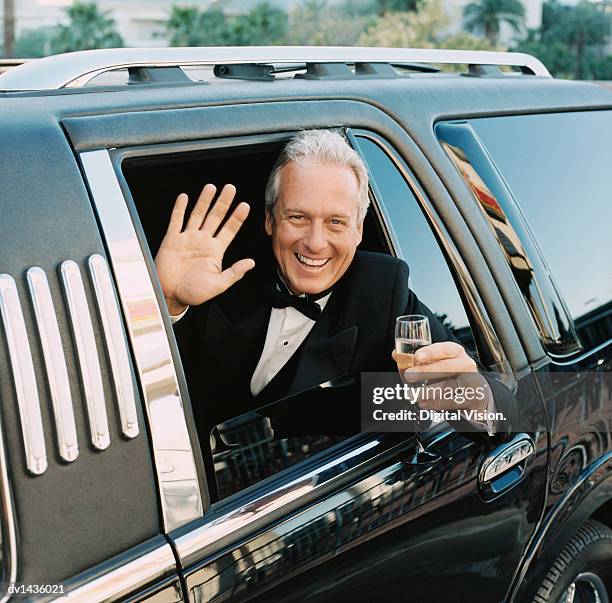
[395,315,432,378]
[394,315,437,464]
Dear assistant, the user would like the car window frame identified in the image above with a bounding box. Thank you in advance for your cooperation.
[435,117,589,362]
[88,121,516,550]
[348,128,515,386]
[107,130,409,514]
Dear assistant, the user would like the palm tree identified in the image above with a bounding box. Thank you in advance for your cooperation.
[232,2,288,46]
[50,2,123,53]
[3,0,15,57]
[164,7,235,47]
[463,0,525,44]
[165,7,203,47]
[562,1,609,79]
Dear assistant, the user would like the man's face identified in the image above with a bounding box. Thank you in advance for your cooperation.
[265,161,363,296]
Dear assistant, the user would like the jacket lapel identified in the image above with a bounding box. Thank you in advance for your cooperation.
[287,289,358,396]
[204,297,271,408]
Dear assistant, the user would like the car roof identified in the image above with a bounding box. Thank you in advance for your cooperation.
[1,73,611,126]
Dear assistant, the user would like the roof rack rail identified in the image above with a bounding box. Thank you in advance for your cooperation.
[0,46,551,91]
[0,58,31,76]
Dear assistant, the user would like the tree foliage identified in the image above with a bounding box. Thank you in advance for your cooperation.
[232,2,288,45]
[513,0,611,79]
[288,0,374,45]
[439,31,502,50]
[14,26,58,57]
[50,2,123,53]
[376,0,422,14]
[358,0,449,47]
[358,0,501,56]
[165,2,287,47]
[463,0,525,44]
[164,7,232,46]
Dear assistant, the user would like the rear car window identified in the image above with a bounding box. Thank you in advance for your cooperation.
[352,134,477,354]
[469,111,612,352]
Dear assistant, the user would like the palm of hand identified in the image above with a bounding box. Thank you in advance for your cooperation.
[155,184,255,310]
[157,230,226,305]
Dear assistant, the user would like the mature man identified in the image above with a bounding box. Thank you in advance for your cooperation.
[156,130,500,435]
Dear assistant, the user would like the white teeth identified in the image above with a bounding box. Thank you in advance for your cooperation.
[296,253,329,267]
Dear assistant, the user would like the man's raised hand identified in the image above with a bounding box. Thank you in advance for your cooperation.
[155,184,255,315]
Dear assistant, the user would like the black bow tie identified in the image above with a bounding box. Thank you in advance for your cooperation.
[266,276,332,320]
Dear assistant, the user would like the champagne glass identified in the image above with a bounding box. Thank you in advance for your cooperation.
[395,315,438,464]
[395,315,431,376]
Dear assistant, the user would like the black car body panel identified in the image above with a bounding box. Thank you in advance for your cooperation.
[0,54,610,602]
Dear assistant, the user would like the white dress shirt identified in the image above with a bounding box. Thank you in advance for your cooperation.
[250,292,331,396]
[170,293,332,397]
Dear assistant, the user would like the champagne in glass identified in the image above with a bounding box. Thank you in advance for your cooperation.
[394,337,432,372]
[394,315,437,464]
[395,315,431,377]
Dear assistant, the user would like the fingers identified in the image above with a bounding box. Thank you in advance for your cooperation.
[406,372,490,412]
[167,193,189,234]
[219,258,255,290]
[216,202,251,248]
[413,341,463,364]
[186,184,217,230]
[401,342,475,381]
[202,184,237,235]
[404,354,477,377]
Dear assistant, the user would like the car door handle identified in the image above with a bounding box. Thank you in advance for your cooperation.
[478,434,535,499]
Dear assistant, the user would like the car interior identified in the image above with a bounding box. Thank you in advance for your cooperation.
[121,133,390,500]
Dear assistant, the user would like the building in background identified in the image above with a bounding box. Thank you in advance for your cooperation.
[3,0,173,48]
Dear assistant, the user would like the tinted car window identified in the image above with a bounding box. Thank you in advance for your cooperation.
[353,135,477,353]
[211,375,357,499]
[469,111,612,351]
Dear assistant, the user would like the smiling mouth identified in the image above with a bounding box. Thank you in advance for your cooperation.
[295,253,331,268]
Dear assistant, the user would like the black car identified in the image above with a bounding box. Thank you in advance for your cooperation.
[0,47,610,603]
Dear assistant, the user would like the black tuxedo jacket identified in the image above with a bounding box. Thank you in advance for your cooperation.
[175,250,472,435]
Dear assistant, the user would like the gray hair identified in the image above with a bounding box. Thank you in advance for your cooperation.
[264,129,370,223]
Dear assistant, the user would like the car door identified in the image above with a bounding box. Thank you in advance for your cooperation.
[161,125,549,603]
[67,98,549,602]
[437,110,612,601]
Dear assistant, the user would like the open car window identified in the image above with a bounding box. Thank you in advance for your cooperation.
[120,128,491,504]
[211,372,359,500]
[121,131,388,502]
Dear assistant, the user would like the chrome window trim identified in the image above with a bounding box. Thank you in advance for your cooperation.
[56,543,177,602]
[0,47,551,90]
[79,149,203,531]
[175,437,382,565]
[0,273,47,475]
[26,267,79,462]
[348,129,515,387]
[178,428,453,574]
[0,400,18,603]
[88,254,139,439]
[60,260,110,451]
[550,338,611,367]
